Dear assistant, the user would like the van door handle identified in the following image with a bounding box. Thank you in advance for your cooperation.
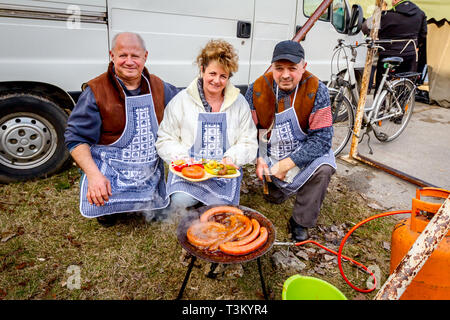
[296,25,306,41]
[237,21,251,38]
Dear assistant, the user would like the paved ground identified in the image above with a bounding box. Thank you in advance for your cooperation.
[334,100,450,213]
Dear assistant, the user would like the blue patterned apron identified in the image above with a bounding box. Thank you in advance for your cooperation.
[263,106,336,196]
[166,112,242,205]
[79,78,168,218]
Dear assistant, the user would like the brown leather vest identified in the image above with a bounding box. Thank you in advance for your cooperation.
[87,62,165,145]
[252,71,319,132]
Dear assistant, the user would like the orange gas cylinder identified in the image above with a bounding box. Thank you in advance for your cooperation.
[390,187,450,300]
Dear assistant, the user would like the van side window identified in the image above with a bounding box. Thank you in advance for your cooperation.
[303,0,330,21]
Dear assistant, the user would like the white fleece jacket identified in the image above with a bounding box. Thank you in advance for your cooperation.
[156,78,258,167]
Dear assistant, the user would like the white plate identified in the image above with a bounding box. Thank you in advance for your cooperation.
[169,165,241,182]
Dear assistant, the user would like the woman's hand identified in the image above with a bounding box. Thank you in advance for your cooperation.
[181,156,195,165]
[222,156,239,169]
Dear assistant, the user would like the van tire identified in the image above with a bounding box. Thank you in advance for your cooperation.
[0,94,70,183]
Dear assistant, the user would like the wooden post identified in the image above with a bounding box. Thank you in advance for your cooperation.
[346,0,383,159]
[374,196,450,300]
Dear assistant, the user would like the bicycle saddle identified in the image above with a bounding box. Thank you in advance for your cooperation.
[381,57,403,66]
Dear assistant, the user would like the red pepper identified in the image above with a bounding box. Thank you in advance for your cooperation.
[171,160,188,172]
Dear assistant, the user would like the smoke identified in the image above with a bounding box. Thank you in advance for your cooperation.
[141,199,203,242]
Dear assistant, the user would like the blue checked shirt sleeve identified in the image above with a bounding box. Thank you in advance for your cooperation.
[289,81,333,169]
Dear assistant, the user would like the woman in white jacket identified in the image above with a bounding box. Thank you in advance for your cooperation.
[155,39,258,216]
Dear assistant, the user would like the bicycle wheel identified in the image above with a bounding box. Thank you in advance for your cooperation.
[372,78,415,142]
[329,88,355,156]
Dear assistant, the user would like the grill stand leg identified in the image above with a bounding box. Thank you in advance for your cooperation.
[176,256,196,300]
[206,263,219,279]
[257,257,268,300]
[177,256,268,300]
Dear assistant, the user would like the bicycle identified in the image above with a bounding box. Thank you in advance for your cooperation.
[328,38,420,156]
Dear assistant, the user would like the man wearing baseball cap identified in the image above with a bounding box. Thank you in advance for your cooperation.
[245,40,336,241]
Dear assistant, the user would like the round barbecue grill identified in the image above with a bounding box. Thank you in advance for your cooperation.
[177,204,276,263]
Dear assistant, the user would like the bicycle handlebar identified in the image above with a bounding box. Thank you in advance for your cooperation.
[368,44,386,51]
[335,38,386,51]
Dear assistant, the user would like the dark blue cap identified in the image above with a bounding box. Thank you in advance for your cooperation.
[271,40,305,64]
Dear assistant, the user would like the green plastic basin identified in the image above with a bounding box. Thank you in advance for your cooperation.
[282,275,347,300]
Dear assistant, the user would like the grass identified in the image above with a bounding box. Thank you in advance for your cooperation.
[0,163,399,300]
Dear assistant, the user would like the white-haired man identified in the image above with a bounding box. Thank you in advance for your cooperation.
[65,32,179,226]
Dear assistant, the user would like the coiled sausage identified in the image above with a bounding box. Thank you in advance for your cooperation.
[222,219,260,247]
[219,227,268,256]
[186,221,226,248]
[199,205,244,223]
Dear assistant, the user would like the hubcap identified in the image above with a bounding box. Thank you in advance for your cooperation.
[0,113,57,169]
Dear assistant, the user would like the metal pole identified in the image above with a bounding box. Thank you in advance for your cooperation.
[374,196,450,300]
[291,0,333,43]
[355,153,439,188]
[257,257,269,300]
[348,0,383,159]
[176,256,196,300]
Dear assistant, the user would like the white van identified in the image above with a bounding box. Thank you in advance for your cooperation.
[0,0,364,182]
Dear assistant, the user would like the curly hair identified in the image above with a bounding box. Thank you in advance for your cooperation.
[196,39,239,77]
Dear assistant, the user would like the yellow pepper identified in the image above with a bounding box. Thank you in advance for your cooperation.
[205,160,218,169]
[204,166,218,175]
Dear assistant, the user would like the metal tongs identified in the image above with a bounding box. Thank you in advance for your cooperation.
[262,173,272,195]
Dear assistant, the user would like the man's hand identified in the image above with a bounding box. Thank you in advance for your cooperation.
[256,157,270,181]
[269,157,296,181]
[86,172,112,206]
[70,143,113,206]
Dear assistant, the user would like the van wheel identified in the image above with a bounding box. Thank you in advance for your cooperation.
[0,94,71,183]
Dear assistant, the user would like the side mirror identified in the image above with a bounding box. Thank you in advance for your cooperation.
[348,4,363,36]
[331,0,349,34]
